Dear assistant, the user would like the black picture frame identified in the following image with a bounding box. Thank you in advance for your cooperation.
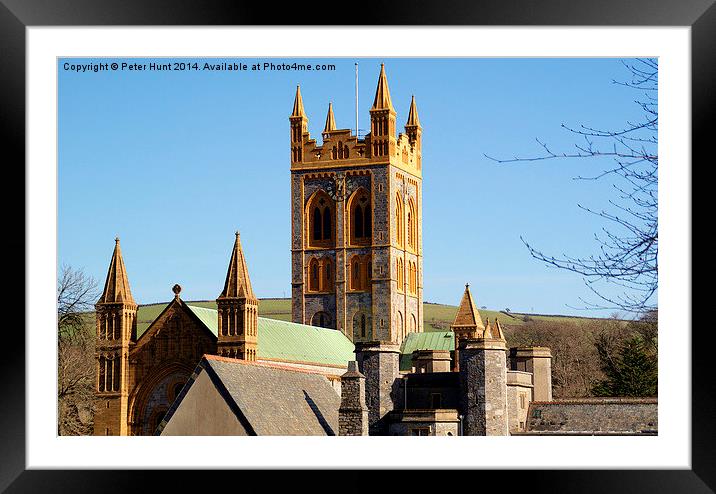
[2,0,709,491]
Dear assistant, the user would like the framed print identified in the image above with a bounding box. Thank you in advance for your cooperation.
[3,0,711,491]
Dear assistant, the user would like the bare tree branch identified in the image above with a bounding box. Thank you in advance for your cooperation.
[487,59,657,316]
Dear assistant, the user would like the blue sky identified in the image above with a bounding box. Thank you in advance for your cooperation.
[58,57,654,316]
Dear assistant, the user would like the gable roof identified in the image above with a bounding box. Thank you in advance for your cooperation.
[399,331,454,371]
[133,298,219,349]
[169,356,341,435]
[138,303,355,368]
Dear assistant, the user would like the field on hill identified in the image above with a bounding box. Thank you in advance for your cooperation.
[134,298,603,335]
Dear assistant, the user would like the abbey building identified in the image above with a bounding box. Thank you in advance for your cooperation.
[92,64,657,437]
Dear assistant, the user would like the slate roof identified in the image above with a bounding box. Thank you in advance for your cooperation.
[524,398,658,435]
[180,356,341,435]
[399,331,454,371]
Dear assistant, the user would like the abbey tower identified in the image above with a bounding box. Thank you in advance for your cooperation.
[290,64,423,346]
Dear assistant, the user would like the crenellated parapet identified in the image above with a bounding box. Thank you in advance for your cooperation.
[289,65,422,178]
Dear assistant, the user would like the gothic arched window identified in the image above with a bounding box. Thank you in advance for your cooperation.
[396,194,404,248]
[407,198,417,251]
[397,311,405,341]
[408,261,417,294]
[349,255,371,292]
[307,190,335,248]
[397,258,404,292]
[348,188,372,246]
[312,311,332,329]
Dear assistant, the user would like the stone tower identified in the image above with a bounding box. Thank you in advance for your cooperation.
[94,238,138,436]
[458,323,509,436]
[290,64,424,346]
[450,283,486,371]
[216,232,259,361]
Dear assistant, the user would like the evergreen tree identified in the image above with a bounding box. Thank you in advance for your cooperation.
[592,335,657,397]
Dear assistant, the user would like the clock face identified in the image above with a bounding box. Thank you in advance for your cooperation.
[326,173,351,201]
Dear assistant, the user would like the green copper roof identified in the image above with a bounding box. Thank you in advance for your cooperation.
[186,305,219,336]
[399,331,454,371]
[185,305,354,368]
[256,317,355,367]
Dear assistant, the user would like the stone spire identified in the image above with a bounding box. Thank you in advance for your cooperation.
[219,231,256,300]
[323,102,336,132]
[98,237,135,305]
[291,85,306,118]
[216,232,259,361]
[371,63,394,111]
[405,95,420,128]
[451,283,485,333]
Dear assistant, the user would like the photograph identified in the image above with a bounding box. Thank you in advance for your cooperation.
[57,56,659,438]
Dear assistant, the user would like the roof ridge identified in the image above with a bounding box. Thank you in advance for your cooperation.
[204,354,338,377]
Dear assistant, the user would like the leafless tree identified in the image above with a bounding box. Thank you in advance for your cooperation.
[57,264,98,435]
[487,59,658,316]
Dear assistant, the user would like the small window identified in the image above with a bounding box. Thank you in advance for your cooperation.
[411,428,429,436]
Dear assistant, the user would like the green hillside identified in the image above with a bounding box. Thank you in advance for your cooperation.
[134,298,596,336]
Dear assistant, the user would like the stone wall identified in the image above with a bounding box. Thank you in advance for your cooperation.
[525,399,658,434]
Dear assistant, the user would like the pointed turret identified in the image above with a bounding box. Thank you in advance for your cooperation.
[216,232,259,361]
[451,283,485,333]
[290,85,308,164]
[219,231,256,300]
[94,237,137,435]
[406,95,421,128]
[451,283,486,372]
[404,94,423,160]
[291,85,306,118]
[323,102,336,133]
[369,64,397,158]
[98,237,135,305]
[371,64,394,111]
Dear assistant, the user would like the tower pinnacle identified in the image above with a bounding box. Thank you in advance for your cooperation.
[98,237,135,305]
[219,231,255,300]
[406,95,421,128]
[371,64,394,112]
[323,102,336,133]
[291,85,306,118]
